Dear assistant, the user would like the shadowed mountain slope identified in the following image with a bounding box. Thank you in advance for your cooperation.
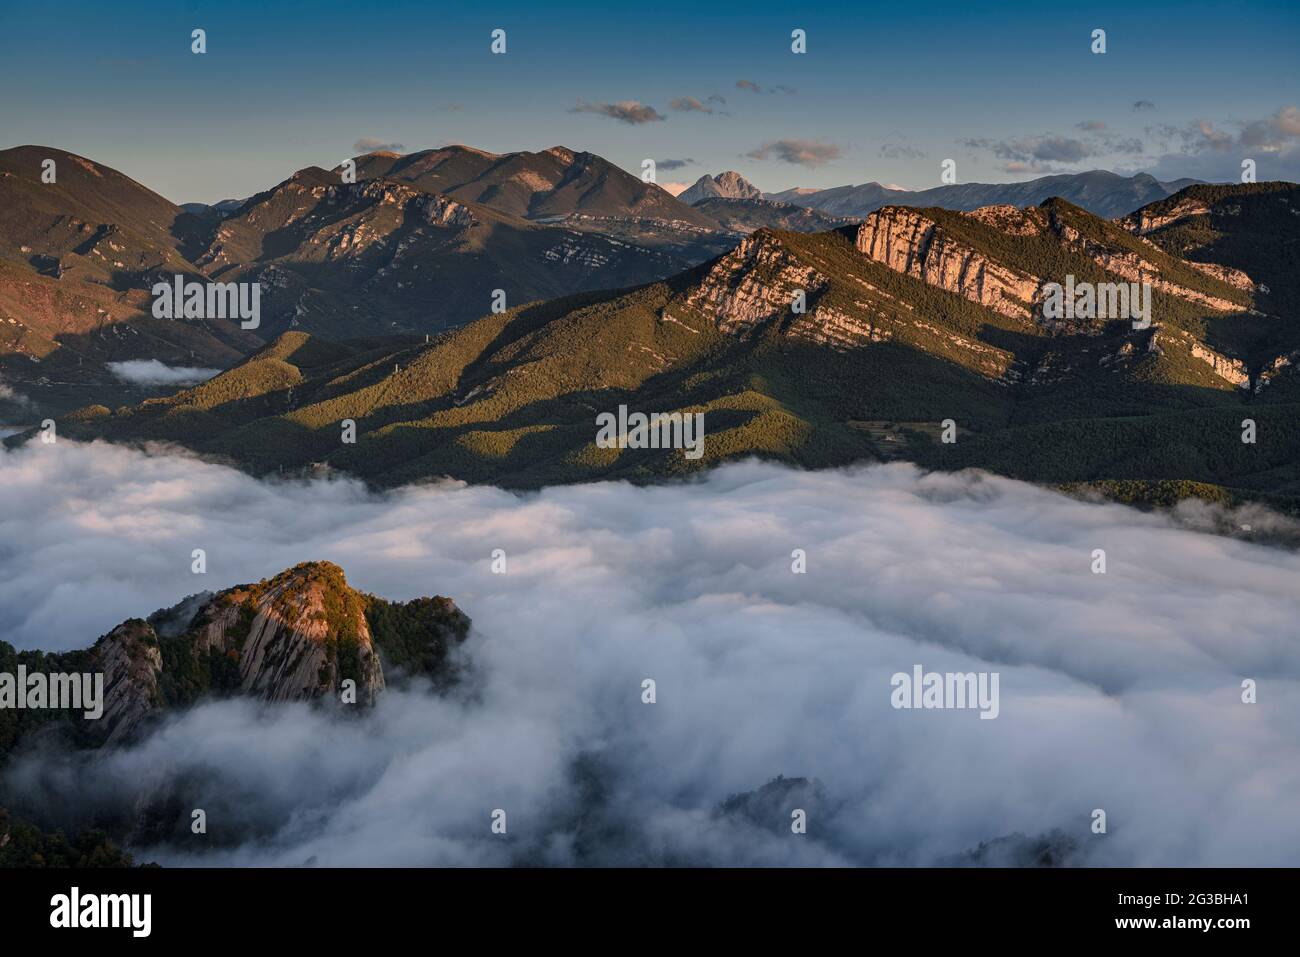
[39,185,1300,506]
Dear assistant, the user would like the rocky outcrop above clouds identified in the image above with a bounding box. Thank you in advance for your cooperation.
[94,620,164,746]
[3,562,469,752]
[191,564,386,706]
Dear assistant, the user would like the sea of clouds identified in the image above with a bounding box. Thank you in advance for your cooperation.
[1,439,1298,866]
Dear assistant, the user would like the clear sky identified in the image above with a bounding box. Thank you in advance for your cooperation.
[1,0,1296,203]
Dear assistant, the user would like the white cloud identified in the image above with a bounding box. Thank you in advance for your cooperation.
[0,378,33,410]
[106,360,220,387]
[1,441,1298,866]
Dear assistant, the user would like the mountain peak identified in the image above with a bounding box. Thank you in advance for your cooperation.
[0,561,474,752]
[679,170,763,205]
[544,145,578,163]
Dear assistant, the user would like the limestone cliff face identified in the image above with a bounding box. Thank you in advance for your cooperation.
[852,207,1039,320]
[686,231,829,337]
[416,193,477,228]
[93,620,163,746]
[1149,329,1252,389]
[678,203,1263,387]
[786,303,892,351]
[69,562,464,748]
[322,181,476,229]
[1123,198,1212,235]
[1185,260,1254,292]
[315,183,476,261]
[1191,342,1250,387]
[850,204,1249,331]
[192,563,385,706]
[684,231,900,349]
[1258,350,1300,392]
[1045,215,1243,312]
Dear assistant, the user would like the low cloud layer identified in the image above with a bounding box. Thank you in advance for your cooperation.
[105,360,220,387]
[1,441,1298,866]
[0,378,33,411]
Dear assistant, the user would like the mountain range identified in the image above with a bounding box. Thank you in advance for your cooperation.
[676,167,1200,227]
[32,180,1299,509]
[763,170,1204,220]
[0,145,1241,422]
[3,143,1297,507]
[0,144,713,416]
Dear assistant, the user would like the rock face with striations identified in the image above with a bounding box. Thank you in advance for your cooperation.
[682,230,890,349]
[851,202,1247,336]
[685,230,829,337]
[191,563,387,706]
[853,207,1040,321]
[94,620,165,746]
[0,562,471,753]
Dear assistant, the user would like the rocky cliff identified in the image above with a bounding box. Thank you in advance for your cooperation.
[94,620,164,746]
[850,202,1253,350]
[0,562,470,754]
[1043,209,1243,312]
[853,207,1040,321]
[686,230,830,337]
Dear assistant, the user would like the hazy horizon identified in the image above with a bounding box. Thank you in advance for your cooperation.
[0,139,1257,208]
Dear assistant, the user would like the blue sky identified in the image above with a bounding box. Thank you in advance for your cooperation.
[1,0,1296,202]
